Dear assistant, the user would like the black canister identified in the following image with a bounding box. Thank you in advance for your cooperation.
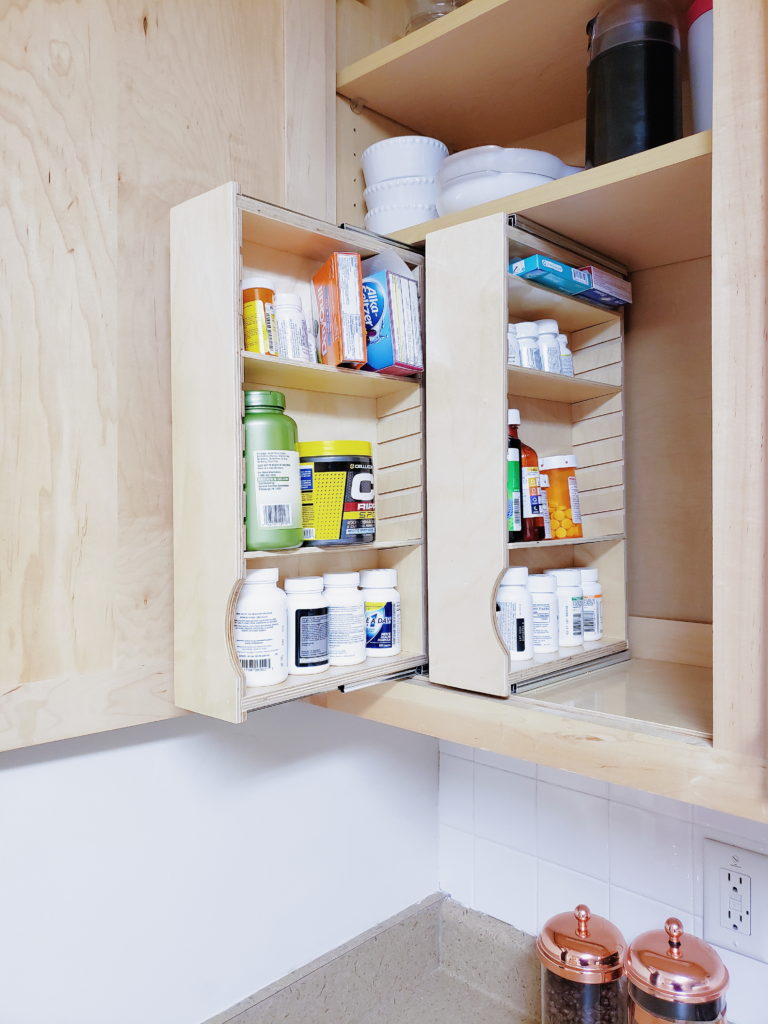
[586,0,683,167]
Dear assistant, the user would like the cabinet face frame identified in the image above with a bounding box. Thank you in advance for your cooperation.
[170,183,427,723]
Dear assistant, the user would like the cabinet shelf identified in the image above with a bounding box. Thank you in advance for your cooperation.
[508,533,624,552]
[243,352,421,398]
[395,133,712,272]
[508,275,620,334]
[245,539,421,561]
[507,365,620,403]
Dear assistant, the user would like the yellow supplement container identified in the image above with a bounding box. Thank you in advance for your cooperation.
[539,455,583,540]
[298,441,375,546]
[242,277,277,355]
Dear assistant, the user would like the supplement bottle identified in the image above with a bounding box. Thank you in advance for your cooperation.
[586,0,682,167]
[360,568,401,658]
[558,334,574,376]
[244,390,303,551]
[528,574,559,654]
[507,324,522,367]
[323,571,366,666]
[285,577,329,675]
[579,568,604,641]
[535,319,562,374]
[507,412,523,542]
[298,441,376,546]
[496,566,533,661]
[516,322,543,371]
[273,293,315,362]
[234,568,288,688]
[539,455,583,539]
[547,568,583,647]
[509,410,545,543]
[242,277,277,356]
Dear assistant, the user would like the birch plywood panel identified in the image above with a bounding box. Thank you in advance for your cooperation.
[0,0,325,750]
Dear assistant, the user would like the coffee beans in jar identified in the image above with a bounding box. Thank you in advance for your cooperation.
[542,969,625,1024]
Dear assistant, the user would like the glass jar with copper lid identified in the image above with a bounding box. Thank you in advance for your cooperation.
[626,918,729,1023]
[537,904,627,1024]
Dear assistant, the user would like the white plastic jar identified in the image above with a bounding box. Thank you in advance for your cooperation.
[285,576,329,674]
[360,568,401,658]
[546,568,583,647]
[557,333,574,376]
[579,568,604,641]
[234,568,288,688]
[536,319,562,374]
[273,293,314,363]
[527,574,559,655]
[515,322,543,371]
[497,566,533,661]
[507,324,522,367]
[323,571,366,666]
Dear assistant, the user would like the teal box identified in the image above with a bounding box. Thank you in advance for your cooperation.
[510,255,592,296]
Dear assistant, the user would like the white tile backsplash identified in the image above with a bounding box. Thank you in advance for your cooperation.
[438,755,768,1024]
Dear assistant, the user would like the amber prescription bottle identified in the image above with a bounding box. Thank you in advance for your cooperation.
[539,454,583,539]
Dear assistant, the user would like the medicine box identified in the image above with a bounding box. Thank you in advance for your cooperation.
[510,254,592,296]
[362,270,423,375]
[312,252,367,369]
[578,265,633,307]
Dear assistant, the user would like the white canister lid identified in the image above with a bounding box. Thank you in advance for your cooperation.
[548,568,582,587]
[500,566,528,587]
[323,572,360,588]
[359,568,398,589]
[242,276,275,292]
[580,568,599,583]
[244,568,279,584]
[540,455,579,471]
[515,321,539,338]
[285,576,324,592]
[273,292,303,309]
[528,574,556,593]
[536,318,559,335]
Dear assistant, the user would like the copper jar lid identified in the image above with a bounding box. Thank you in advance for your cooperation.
[626,918,729,1005]
[536,904,627,984]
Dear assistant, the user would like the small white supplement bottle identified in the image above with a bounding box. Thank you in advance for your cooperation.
[360,568,401,658]
[546,568,583,647]
[507,324,522,367]
[496,566,534,661]
[557,333,575,376]
[516,322,543,371]
[527,573,559,655]
[273,293,314,363]
[536,319,562,374]
[234,568,288,688]
[285,576,329,674]
[323,571,366,666]
[579,568,604,641]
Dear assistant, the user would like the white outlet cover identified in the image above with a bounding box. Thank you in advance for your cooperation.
[703,838,768,962]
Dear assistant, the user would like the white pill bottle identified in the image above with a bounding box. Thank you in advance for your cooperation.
[285,576,329,674]
[496,566,534,661]
[546,568,583,647]
[527,573,559,655]
[323,571,366,666]
[360,568,401,658]
[234,568,288,688]
[579,567,604,641]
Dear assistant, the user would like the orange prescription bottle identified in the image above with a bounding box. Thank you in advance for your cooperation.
[242,277,277,355]
[539,455,583,539]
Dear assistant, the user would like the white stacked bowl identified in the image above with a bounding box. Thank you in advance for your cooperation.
[361,136,448,235]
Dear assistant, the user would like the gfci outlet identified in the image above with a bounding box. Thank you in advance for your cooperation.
[704,839,768,962]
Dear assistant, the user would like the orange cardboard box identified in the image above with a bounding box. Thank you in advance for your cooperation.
[312,252,367,368]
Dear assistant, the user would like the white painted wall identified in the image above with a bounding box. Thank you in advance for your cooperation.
[438,740,768,1024]
[0,703,438,1024]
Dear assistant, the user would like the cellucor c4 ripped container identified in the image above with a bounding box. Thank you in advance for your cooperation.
[298,441,375,546]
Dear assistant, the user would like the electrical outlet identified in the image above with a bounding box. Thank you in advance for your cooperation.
[704,839,768,962]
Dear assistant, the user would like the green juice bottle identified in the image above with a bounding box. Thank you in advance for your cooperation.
[244,390,303,551]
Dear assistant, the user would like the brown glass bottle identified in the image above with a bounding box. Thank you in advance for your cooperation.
[509,410,545,543]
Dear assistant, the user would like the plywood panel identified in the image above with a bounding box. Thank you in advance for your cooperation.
[0,0,332,750]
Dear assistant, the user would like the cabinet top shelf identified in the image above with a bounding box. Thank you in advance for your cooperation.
[243,353,422,398]
[337,0,691,151]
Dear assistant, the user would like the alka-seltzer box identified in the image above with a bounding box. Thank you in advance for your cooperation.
[312,252,367,368]
[510,254,592,296]
[361,267,423,376]
[577,265,633,308]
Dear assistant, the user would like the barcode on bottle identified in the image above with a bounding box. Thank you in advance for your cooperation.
[260,504,291,527]
[572,611,582,637]
[240,657,271,670]
[303,527,315,540]
[583,609,596,634]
